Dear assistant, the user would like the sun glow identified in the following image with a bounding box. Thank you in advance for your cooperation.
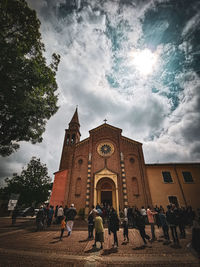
[131,49,158,76]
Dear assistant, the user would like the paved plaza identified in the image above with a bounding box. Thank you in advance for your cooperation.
[0,217,199,266]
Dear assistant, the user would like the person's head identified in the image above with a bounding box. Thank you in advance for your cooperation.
[71,204,74,208]
[93,209,99,217]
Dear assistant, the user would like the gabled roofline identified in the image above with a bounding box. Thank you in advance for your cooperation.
[121,136,142,145]
[89,123,122,134]
[76,137,89,147]
[93,166,119,176]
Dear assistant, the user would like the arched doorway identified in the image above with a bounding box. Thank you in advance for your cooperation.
[96,178,115,207]
[94,168,119,214]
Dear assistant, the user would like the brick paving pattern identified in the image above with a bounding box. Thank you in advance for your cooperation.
[0,218,199,266]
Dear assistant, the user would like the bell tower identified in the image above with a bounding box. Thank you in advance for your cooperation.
[59,107,81,170]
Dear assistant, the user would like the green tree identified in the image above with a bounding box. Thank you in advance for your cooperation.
[1,157,52,206]
[0,0,60,156]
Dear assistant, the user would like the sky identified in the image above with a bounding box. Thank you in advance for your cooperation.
[1,0,200,186]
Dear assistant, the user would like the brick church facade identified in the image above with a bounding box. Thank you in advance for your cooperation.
[50,108,200,214]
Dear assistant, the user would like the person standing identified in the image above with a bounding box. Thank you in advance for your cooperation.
[47,205,54,227]
[57,206,64,224]
[159,209,171,245]
[166,204,180,248]
[12,206,19,225]
[93,210,104,249]
[108,207,120,248]
[147,206,157,242]
[66,204,77,236]
[88,211,94,239]
[60,216,66,241]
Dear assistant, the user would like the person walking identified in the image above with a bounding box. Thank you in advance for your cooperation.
[88,211,94,239]
[135,211,150,246]
[66,204,77,236]
[108,207,120,248]
[93,210,104,249]
[122,217,129,242]
[147,206,157,242]
[166,204,180,248]
[60,216,66,241]
[57,206,64,224]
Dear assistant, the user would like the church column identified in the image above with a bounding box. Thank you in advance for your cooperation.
[85,153,92,215]
[120,152,128,207]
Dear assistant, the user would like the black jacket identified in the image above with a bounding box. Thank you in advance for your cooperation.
[108,210,119,232]
[66,207,77,221]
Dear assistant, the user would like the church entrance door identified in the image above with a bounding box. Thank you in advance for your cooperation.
[96,178,117,210]
[94,169,119,214]
[101,191,112,206]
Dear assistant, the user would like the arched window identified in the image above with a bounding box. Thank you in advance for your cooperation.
[66,134,70,145]
[75,177,81,196]
[132,177,139,196]
[71,134,76,144]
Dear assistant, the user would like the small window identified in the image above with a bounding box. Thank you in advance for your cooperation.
[129,157,135,163]
[168,196,179,207]
[162,171,173,183]
[78,159,83,165]
[75,178,81,196]
[132,177,139,196]
[182,172,194,183]
[71,134,76,144]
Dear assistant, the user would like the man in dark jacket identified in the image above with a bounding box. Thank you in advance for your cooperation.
[66,204,77,236]
[135,212,150,246]
[108,207,120,248]
[166,204,180,247]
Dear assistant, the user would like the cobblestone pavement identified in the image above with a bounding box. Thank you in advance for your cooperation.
[0,218,199,266]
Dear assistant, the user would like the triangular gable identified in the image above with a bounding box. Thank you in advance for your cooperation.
[89,123,122,134]
[95,167,118,176]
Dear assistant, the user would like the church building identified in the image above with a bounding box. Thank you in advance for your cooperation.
[50,108,200,214]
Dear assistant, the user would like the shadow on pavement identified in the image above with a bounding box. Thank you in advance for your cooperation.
[121,241,129,245]
[84,247,101,253]
[79,238,90,243]
[101,247,118,255]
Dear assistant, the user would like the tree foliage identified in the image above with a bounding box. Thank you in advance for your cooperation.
[0,0,60,156]
[1,157,52,206]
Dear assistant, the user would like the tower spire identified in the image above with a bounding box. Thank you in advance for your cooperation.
[69,107,79,126]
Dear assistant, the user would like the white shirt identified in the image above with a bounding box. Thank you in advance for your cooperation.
[140,208,147,216]
[57,207,64,217]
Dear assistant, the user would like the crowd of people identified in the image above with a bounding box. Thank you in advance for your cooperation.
[88,203,200,252]
[22,202,199,254]
[35,203,77,236]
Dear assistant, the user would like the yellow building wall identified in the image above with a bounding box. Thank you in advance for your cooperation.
[146,163,200,211]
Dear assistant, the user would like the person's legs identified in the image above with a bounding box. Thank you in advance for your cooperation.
[67,220,74,235]
[60,228,64,240]
[174,226,179,244]
[139,228,147,244]
[170,226,176,243]
[113,231,118,247]
[150,223,156,240]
